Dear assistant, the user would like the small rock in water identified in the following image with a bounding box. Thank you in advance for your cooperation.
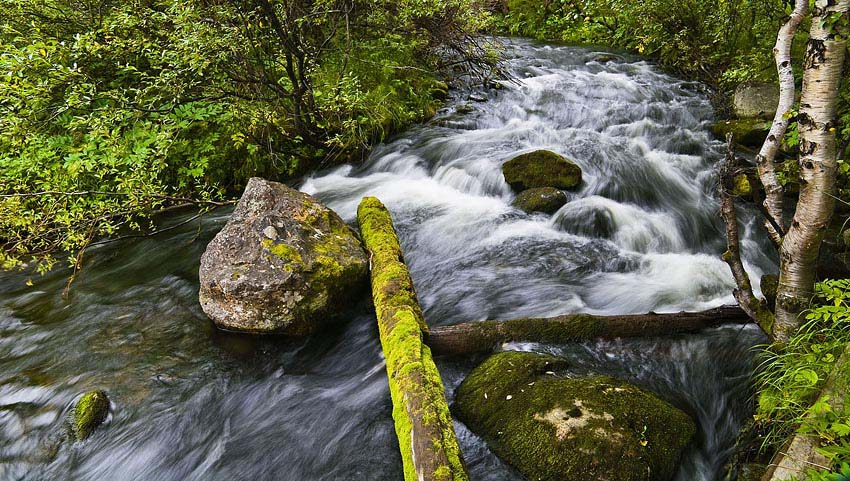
[456,104,475,114]
[467,93,488,102]
[71,390,109,441]
[512,187,568,214]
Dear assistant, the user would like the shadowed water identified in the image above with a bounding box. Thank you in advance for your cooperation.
[1,39,772,480]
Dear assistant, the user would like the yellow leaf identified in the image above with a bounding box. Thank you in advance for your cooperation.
[639,440,648,446]
[39,48,46,56]
[25,279,33,286]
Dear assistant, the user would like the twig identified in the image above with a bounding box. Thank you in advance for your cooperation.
[85,211,208,249]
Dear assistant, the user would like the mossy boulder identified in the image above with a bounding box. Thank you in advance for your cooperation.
[502,150,583,192]
[71,390,109,441]
[453,351,696,481]
[710,120,771,148]
[512,187,568,214]
[199,177,368,335]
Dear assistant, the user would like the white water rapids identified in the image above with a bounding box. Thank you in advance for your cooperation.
[0,39,774,481]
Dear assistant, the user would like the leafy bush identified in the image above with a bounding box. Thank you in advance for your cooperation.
[0,0,495,272]
[494,0,788,89]
[754,279,850,466]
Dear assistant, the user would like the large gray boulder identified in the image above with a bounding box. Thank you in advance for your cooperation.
[199,178,368,335]
[454,351,695,481]
[733,81,779,119]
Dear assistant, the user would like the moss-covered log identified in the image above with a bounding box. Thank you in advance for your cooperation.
[357,196,469,481]
[425,305,749,355]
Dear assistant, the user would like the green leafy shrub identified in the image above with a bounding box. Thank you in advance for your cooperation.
[754,279,850,466]
[494,0,787,89]
[0,0,495,272]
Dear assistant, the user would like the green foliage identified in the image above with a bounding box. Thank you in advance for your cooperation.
[786,462,850,481]
[805,462,850,481]
[754,279,850,466]
[0,0,494,272]
[495,0,787,89]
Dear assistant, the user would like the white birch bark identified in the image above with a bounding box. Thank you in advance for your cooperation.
[757,1,809,244]
[774,0,850,342]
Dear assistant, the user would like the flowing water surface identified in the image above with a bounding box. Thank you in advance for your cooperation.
[1,39,774,481]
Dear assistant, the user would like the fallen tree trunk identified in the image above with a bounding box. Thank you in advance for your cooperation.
[357,197,469,481]
[425,305,750,356]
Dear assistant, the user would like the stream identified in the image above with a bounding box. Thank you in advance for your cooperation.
[1,39,775,481]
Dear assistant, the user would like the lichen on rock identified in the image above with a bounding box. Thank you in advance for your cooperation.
[453,351,696,481]
[199,177,368,335]
[71,390,109,441]
[502,150,582,192]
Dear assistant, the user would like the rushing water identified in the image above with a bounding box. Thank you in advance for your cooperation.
[1,39,774,480]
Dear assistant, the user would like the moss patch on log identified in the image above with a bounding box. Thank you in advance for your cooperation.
[357,196,468,481]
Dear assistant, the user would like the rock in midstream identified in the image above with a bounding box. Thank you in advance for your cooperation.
[199,177,368,335]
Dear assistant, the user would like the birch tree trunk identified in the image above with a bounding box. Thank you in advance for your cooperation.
[756,0,809,244]
[774,0,850,342]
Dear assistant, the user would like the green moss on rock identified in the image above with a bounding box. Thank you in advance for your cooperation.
[512,187,568,214]
[502,150,582,192]
[710,120,771,148]
[71,390,109,441]
[454,351,696,481]
[732,174,752,198]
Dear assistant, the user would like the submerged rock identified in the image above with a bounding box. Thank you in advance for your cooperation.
[453,351,695,481]
[502,150,582,191]
[71,390,109,441]
[587,53,624,64]
[733,81,779,120]
[512,187,568,214]
[199,177,368,335]
[710,119,771,148]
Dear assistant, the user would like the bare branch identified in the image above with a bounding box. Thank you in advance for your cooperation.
[719,133,773,335]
